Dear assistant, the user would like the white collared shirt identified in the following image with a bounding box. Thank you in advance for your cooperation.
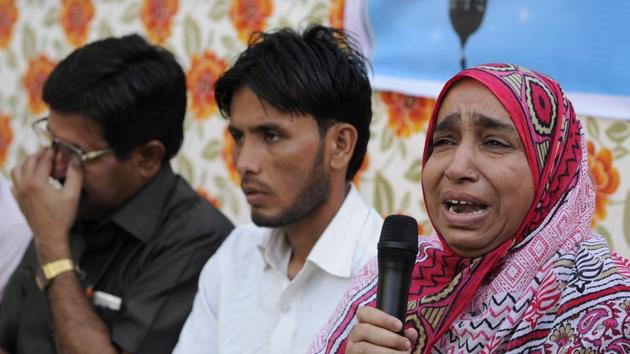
[174,185,383,354]
[0,177,31,300]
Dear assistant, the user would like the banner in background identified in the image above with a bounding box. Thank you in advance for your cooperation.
[345,0,630,120]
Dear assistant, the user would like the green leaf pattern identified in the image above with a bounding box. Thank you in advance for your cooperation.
[183,16,201,58]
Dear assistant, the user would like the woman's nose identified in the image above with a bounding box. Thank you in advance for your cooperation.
[444,143,478,181]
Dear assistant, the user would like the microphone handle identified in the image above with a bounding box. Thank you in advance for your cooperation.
[376,260,413,335]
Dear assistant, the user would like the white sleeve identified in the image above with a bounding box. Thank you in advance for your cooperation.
[173,247,222,354]
[0,178,32,300]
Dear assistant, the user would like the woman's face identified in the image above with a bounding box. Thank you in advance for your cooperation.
[422,79,534,258]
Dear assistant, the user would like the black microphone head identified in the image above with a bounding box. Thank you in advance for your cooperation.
[378,215,419,263]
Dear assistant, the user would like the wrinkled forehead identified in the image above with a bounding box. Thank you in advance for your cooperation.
[423,64,567,189]
[433,78,517,131]
[430,75,525,137]
[424,76,526,157]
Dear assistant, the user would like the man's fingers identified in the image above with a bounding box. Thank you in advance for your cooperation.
[18,154,37,181]
[23,148,47,177]
[34,148,54,181]
[10,165,22,190]
[34,147,49,162]
[11,148,49,190]
[356,307,403,332]
[62,156,83,198]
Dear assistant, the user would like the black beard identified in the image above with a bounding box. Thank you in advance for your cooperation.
[251,143,330,227]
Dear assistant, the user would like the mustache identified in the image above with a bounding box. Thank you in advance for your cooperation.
[240,177,271,194]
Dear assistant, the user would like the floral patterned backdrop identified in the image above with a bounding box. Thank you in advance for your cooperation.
[1,0,629,257]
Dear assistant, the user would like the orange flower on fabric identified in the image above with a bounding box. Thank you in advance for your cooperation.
[0,0,18,49]
[221,127,240,186]
[22,54,56,115]
[381,92,434,138]
[60,0,94,47]
[0,114,13,168]
[141,0,179,44]
[352,153,369,188]
[196,187,221,208]
[587,141,620,226]
[186,50,227,120]
[329,0,345,29]
[229,0,273,44]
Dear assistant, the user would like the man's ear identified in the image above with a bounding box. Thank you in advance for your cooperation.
[134,140,165,179]
[327,123,358,173]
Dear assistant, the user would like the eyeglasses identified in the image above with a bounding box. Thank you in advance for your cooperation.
[31,117,113,163]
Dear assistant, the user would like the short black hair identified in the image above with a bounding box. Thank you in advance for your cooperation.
[215,25,372,180]
[43,33,186,162]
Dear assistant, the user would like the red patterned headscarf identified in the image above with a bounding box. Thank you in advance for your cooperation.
[415,63,582,349]
[309,64,630,353]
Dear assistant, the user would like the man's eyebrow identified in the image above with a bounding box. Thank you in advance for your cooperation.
[251,122,282,133]
[433,113,460,133]
[473,113,517,132]
[228,122,283,134]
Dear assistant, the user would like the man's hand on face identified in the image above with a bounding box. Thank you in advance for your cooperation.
[11,148,83,263]
[346,306,418,354]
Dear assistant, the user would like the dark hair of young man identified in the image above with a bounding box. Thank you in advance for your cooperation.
[215,25,372,180]
[42,33,186,162]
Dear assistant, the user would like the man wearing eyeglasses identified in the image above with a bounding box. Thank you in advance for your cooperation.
[0,34,233,354]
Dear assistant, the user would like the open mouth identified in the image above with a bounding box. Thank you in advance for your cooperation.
[444,199,488,215]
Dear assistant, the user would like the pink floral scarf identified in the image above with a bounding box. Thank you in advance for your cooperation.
[309,64,630,353]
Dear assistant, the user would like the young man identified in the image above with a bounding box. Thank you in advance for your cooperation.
[0,34,234,354]
[174,25,382,354]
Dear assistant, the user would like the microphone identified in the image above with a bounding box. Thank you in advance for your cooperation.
[376,215,419,333]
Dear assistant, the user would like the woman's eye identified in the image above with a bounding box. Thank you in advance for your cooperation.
[484,139,510,148]
[433,137,455,146]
